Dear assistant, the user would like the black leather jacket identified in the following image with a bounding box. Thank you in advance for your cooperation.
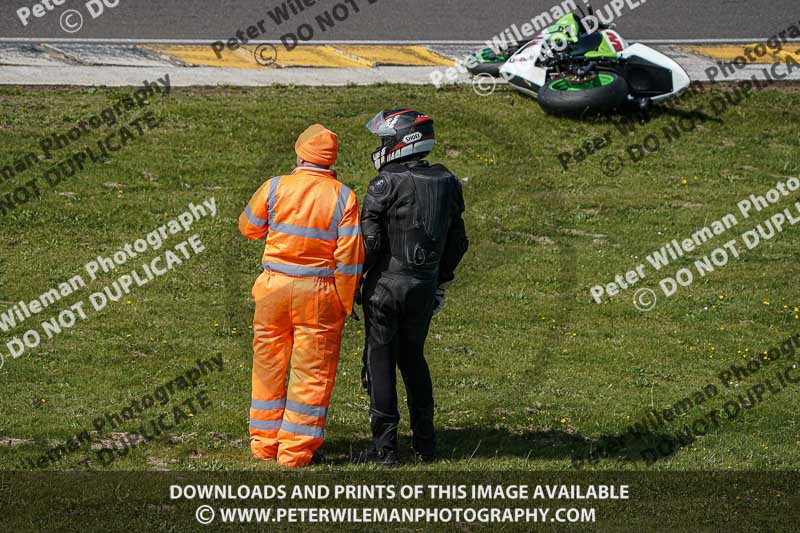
[361,160,468,285]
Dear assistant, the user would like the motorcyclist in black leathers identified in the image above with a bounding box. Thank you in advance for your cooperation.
[357,109,469,466]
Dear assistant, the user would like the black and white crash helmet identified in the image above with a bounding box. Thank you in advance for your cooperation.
[366,109,435,170]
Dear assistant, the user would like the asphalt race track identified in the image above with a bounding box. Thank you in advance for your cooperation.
[1,0,797,42]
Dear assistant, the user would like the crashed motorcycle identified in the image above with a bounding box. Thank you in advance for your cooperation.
[468,5,691,115]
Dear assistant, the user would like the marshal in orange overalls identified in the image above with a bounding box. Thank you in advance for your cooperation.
[239,124,364,467]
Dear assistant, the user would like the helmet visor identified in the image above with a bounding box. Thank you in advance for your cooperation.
[365,111,397,137]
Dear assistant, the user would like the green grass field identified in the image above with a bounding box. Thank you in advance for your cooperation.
[1,83,799,474]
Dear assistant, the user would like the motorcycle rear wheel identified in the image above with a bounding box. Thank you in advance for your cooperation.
[538,71,628,115]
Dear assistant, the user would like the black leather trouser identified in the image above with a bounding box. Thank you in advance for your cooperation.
[362,261,437,457]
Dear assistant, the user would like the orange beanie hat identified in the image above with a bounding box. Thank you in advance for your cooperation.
[295,124,338,166]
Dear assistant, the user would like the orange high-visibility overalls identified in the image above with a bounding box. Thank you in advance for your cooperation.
[239,166,364,466]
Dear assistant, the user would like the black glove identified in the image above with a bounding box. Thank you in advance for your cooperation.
[354,279,364,306]
[431,280,453,317]
[431,288,446,316]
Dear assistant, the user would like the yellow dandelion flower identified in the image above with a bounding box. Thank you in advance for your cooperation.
[763,300,769,305]
[681,178,688,185]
